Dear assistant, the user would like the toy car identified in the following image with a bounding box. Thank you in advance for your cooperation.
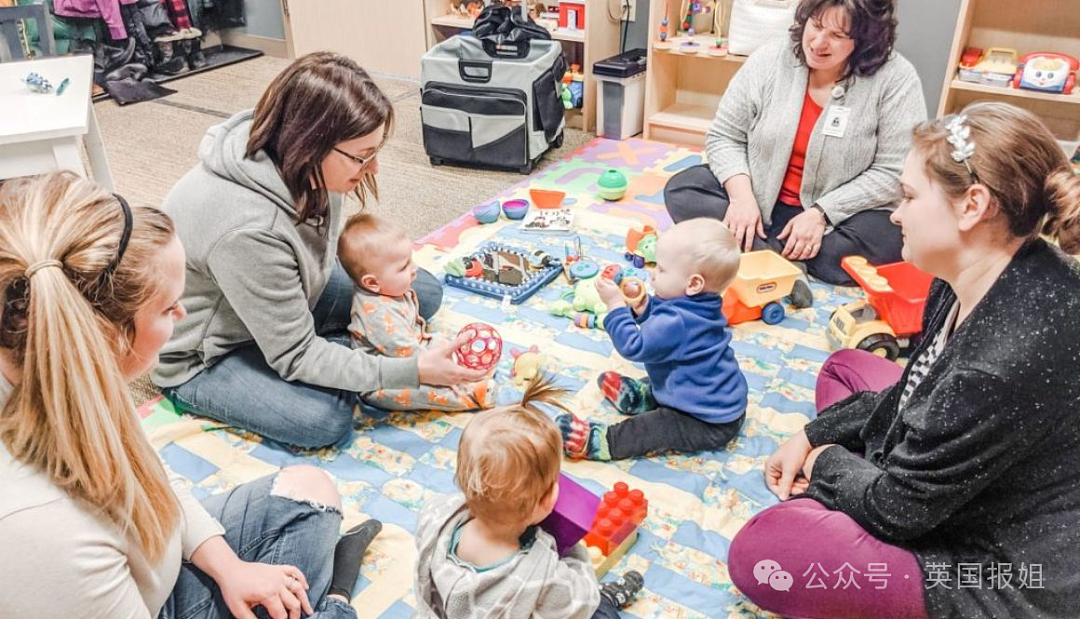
[1013,52,1078,94]
[826,256,933,360]
[722,250,802,326]
[958,47,1018,88]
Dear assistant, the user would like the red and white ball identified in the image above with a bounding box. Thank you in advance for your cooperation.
[453,322,503,371]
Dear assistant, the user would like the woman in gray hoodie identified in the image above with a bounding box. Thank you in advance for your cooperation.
[152,53,487,449]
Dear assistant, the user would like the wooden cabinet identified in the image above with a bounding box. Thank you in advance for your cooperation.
[938,0,1080,147]
[282,0,430,79]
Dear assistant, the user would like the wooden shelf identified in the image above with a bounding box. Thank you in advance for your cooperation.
[652,34,747,62]
[429,15,585,43]
[648,103,715,134]
[949,79,1080,106]
[430,14,474,29]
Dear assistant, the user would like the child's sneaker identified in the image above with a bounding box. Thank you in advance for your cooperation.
[600,570,645,607]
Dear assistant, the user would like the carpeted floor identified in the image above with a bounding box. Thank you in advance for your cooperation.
[93,55,593,231]
[99,55,594,403]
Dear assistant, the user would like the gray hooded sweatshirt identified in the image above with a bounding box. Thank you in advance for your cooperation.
[152,110,418,391]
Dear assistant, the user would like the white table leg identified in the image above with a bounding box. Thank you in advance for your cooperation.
[83,101,116,192]
[50,138,85,178]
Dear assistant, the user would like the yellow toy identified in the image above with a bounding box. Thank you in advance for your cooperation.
[509,345,547,388]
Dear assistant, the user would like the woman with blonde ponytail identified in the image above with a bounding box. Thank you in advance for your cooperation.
[730,102,1080,619]
[0,172,381,619]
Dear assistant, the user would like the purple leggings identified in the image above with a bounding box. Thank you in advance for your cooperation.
[728,350,927,619]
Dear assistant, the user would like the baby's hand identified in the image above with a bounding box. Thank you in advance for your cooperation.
[594,275,624,309]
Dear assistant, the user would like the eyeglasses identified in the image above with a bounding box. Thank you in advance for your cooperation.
[333,146,379,168]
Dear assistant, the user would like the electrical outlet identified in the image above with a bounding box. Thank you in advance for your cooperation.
[622,0,638,22]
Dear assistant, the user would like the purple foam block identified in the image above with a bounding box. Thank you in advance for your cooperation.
[539,473,601,556]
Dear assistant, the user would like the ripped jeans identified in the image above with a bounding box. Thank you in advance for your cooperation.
[159,474,357,619]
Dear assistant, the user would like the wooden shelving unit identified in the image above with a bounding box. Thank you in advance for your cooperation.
[643,0,748,146]
[422,1,621,132]
[938,0,1080,146]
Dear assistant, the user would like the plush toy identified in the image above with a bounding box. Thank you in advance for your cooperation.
[453,323,503,371]
[549,280,609,329]
[510,345,547,387]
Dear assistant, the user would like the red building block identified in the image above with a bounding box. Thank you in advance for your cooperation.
[583,482,648,556]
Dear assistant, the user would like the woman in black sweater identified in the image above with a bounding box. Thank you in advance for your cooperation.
[727,102,1080,619]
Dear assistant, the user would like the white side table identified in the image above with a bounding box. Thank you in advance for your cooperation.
[0,54,115,191]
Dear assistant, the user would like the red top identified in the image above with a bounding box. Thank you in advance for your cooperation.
[778,90,824,207]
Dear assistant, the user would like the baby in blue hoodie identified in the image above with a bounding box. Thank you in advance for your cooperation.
[558,218,748,460]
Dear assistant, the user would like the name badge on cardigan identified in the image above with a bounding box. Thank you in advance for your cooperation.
[822,105,851,138]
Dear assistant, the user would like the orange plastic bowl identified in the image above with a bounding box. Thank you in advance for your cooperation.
[530,188,566,209]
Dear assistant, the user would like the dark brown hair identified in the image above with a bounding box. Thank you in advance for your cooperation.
[789,0,897,79]
[247,52,394,224]
[911,102,1080,254]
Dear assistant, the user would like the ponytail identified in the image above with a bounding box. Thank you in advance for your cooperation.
[1042,169,1080,255]
[0,172,178,562]
[518,372,570,416]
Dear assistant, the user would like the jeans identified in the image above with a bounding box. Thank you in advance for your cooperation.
[159,474,356,619]
[591,597,621,619]
[663,165,904,285]
[163,264,445,449]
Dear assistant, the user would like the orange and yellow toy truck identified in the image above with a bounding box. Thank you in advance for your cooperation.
[827,256,933,360]
[722,250,803,326]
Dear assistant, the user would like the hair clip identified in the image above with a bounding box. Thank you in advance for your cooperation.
[945,115,979,182]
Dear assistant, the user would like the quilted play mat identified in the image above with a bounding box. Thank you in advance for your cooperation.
[144,138,867,618]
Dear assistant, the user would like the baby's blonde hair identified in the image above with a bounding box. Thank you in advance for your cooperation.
[666,218,741,293]
[337,213,409,283]
[456,374,566,526]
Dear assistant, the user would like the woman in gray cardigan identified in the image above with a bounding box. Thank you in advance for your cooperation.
[152,53,488,449]
[664,0,925,289]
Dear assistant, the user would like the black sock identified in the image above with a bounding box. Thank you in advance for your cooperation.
[328,519,383,600]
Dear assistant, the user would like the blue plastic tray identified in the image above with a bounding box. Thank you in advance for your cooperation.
[444,242,563,304]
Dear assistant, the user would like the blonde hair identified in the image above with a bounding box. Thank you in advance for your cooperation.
[668,218,741,292]
[455,374,566,526]
[0,172,179,562]
[911,102,1080,254]
[337,213,410,283]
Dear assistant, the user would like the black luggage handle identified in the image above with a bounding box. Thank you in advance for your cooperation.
[458,59,493,83]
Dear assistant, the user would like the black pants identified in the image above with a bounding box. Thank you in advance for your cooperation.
[663,164,903,285]
[607,406,745,460]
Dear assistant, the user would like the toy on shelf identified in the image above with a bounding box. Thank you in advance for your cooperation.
[558,1,586,30]
[502,198,530,220]
[1012,52,1078,95]
[624,226,658,268]
[584,482,648,577]
[539,473,601,556]
[510,345,547,388]
[827,256,933,360]
[563,65,585,108]
[597,169,629,201]
[957,47,1017,88]
[453,323,503,370]
[722,250,802,326]
[445,242,563,304]
[473,200,501,224]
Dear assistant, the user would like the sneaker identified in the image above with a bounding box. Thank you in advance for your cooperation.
[600,570,645,607]
[787,278,813,309]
